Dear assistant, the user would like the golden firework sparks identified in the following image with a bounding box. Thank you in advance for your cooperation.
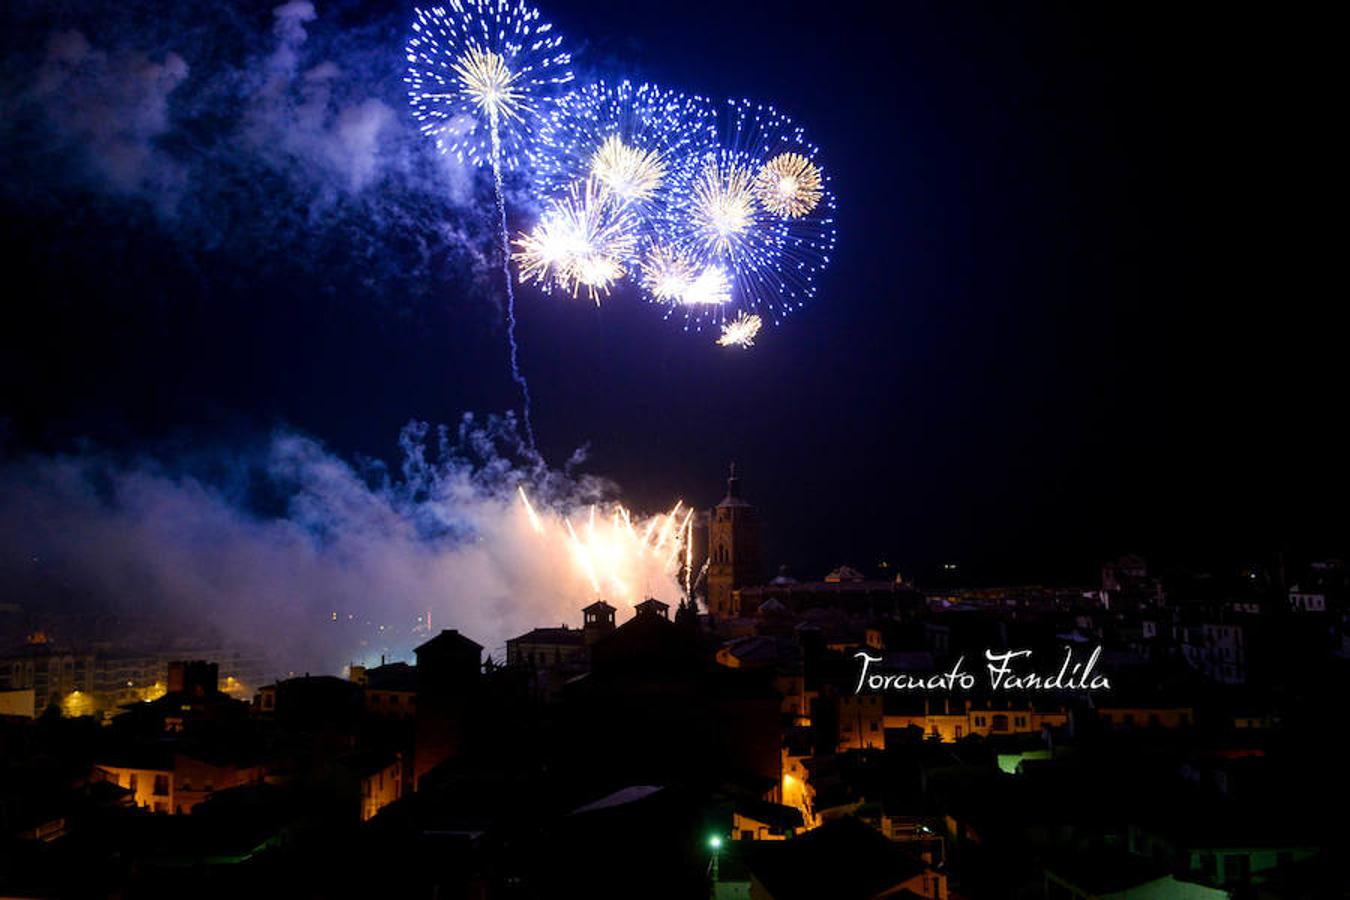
[682,266,731,306]
[754,152,822,218]
[691,159,757,254]
[589,134,666,203]
[640,246,731,306]
[640,245,698,302]
[519,490,689,606]
[513,179,638,303]
[716,312,763,349]
[451,46,527,125]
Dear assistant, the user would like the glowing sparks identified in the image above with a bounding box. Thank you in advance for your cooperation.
[518,489,689,607]
[639,247,730,306]
[513,179,638,303]
[690,158,757,255]
[716,312,763,348]
[408,11,838,349]
[407,2,572,446]
[533,80,715,215]
[754,152,822,218]
[452,47,526,124]
[648,100,837,333]
[683,266,732,306]
[405,1,572,169]
[590,134,667,203]
[518,485,544,533]
[641,245,699,302]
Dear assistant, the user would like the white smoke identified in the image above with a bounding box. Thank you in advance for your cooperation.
[0,417,686,674]
[246,2,399,196]
[28,30,190,211]
[4,1,486,262]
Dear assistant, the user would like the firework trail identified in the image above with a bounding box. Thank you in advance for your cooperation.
[405,1,572,444]
[489,122,534,444]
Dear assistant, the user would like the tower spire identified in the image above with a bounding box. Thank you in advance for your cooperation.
[726,462,739,500]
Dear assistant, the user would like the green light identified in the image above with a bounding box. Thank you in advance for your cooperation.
[708,835,722,850]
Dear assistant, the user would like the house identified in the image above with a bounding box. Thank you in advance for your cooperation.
[351,661,418,719]
[1095,705,1194,730]
[338,749,403,822]
[739,816,946,899]
[1287,586,1327,613]
[95,745,266,815]
[506,626,586,669]
[1043,850,1227,899]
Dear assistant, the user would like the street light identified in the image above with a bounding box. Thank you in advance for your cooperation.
[707,834,723,887]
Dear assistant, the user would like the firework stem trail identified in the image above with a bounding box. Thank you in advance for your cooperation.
[488,110,535,448]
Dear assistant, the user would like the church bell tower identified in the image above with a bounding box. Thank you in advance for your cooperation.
[706,464,762,617]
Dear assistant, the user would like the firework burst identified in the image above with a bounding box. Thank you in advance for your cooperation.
[513,178,639,303]
[590,135,667,204]
[405,1,572,168]
[689,157,758,257]
[639,244,698,302]
[639,245,732,308]
[716,312,763,348]
[754,152,823,219]
[650,99,836,338]
[533,80,715,211]
[451,46,526,124]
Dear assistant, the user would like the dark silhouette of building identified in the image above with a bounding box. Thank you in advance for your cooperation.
[634,597,671,620]
[582,600,617,645]
[707,464,762,618]
[166,660,217,698]
[412,629,481,787]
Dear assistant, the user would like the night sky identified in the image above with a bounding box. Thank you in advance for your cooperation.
[0,1,1338,585]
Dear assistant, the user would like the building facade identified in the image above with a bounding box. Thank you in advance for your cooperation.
[706,466,762,618]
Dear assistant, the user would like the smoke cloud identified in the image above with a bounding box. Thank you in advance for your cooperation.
[0,4,697,675]
[0,416,685,676]
[0,0,506,289]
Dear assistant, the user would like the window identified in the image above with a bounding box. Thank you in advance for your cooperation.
[128,773,138,793]
[153,774,170,796]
